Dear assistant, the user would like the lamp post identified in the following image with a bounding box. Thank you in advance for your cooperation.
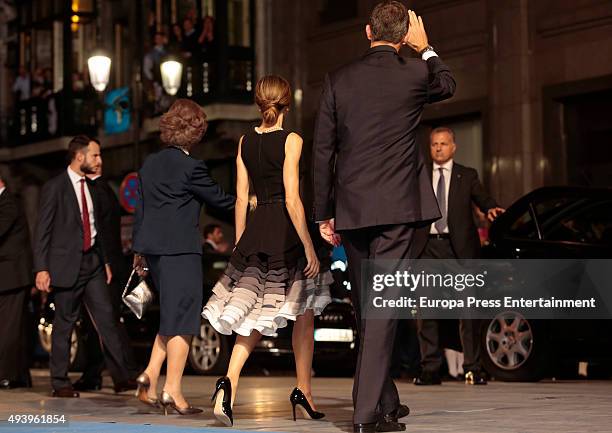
[160,58,183,96]
[86,50,111,139]
[87,50,112,92]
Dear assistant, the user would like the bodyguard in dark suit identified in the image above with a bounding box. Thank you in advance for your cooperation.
[72,167,139,392]
[131,99,234,412]
[0,177,33,389]
[33,135,134,397]
[412,126,504,386]
[313,4,455,432]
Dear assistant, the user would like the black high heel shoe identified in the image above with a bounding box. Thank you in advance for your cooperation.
[290,388,325,421]
[160,391,203,416]
[211,377,233,426]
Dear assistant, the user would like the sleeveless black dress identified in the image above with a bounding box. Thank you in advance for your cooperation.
[202,129,332,336]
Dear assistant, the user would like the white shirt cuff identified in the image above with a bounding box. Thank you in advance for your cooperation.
[422,50,438,61]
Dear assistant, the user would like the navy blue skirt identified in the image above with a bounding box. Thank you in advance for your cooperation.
[146,254,202,336]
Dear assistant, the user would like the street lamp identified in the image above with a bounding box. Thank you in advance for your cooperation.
[160,58,183,95]
[87,50,112,92]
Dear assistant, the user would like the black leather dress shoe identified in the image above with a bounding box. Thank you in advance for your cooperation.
[354,423,377,433]
[413,372,442,386]
[72,377,102,391]
[465,371,488,385]
[114,379,138,393]
[376,421,406,432]
[383,404,410,423]
[354,421,407,433]
[52,387,80,398]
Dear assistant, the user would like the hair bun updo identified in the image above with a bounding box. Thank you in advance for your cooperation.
[159,99,208,150]
[255,75,291,127]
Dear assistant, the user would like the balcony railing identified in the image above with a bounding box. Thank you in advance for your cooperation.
[2,90,98,147]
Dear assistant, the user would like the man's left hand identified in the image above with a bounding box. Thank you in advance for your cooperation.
[404,10,429,53]
[487,207,505,222]
[105,264,113,285]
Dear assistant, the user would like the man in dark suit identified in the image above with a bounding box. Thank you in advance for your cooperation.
[313,3,455,432]
[33,135,135,397]
[412,126,504,386]
[0,175,33,389]
[203,223,224,253]
[71,165,139,392]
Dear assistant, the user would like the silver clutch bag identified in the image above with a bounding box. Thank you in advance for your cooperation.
[122,269,154,319]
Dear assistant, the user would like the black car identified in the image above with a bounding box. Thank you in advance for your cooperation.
[38,252,357,376]
[478,186,612,381]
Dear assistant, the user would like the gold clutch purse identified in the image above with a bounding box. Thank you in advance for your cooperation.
[122,269,154,319]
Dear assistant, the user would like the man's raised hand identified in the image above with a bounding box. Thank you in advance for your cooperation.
[404,10,429,53]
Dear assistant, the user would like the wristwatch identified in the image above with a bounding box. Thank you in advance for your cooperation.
[419,45,435,56]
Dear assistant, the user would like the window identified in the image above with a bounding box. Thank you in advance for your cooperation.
[146,0,254,106]
[544,199,612,245]
[10,0,99,144]
[507,209,537,239]
[506,196,580,240]
[227,0,251,47]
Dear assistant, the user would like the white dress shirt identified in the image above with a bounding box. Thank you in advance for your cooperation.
[67,167,97,244]
[0,186,5,197]
[430,159,453,234]
[422,50,438,61]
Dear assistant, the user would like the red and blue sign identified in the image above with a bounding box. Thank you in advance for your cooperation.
[119,172,139,214]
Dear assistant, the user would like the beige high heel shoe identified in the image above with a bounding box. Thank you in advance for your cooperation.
[160,390,203,416]
[135,373,160,408]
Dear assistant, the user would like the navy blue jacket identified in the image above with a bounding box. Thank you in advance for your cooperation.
[313,46,456,230]
[132,147,235,255]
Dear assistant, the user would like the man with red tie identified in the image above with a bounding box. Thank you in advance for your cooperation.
[33,135,134,397]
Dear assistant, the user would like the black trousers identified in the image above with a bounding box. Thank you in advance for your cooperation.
[50,250,130,390]
[79,256,138,383]
[342,224,415,425]
[0,286,31,385]
[416,238,482,373]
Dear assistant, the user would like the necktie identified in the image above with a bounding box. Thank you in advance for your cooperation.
[80,179,92,251]
[434,168,447,233]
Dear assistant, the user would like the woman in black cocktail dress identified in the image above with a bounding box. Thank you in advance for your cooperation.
[203,75,332,426]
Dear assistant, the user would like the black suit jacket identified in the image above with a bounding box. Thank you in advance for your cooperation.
[0,190,33,292]
[33,171,107,288]
[203,241,217,254]
[413,162,498,259]
[313,46,456,230]
[92,177,131,288]
[132,147,235,255]
[93,178,123,262]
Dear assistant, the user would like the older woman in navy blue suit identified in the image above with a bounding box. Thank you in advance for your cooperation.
[132,99,234,414]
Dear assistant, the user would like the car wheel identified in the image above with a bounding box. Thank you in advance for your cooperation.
[480,312,547,382]
[189,320,231,375]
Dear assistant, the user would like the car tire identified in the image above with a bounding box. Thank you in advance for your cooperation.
[480,312,548,382]
[189,319,232,375]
